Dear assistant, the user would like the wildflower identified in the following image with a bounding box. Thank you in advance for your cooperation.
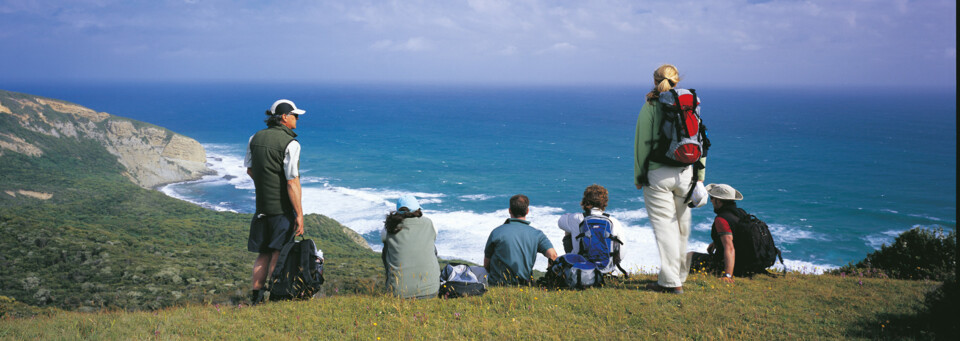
[841,272,845,278]
[373,323,377,326]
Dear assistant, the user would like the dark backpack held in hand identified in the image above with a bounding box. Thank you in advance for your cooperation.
[718,208,785,276]
[269,237,325,299]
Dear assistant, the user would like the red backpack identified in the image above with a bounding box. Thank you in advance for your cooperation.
[652,88,707,167]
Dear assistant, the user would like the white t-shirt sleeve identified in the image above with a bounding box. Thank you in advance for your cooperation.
[557,212,584,235]
[243,135,254,168]
[283,140,301,180]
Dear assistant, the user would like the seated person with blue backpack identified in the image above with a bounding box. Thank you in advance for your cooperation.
[557,184,628,276]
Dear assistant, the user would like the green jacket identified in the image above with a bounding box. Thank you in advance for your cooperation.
[634,99,707,186]
[382,217,440,298]
[249,125,297,215]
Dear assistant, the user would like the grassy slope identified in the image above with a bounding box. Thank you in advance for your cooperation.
[0,92,384,313]
[0,273,939,339]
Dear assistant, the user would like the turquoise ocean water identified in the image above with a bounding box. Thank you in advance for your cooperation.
[7,82,956,273]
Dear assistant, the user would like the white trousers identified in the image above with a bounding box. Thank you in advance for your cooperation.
[643,165,693,288]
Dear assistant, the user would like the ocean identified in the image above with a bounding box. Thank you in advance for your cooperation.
[7,82,956,273]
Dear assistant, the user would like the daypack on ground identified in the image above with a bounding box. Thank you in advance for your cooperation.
[269,237,325,299]
[538,254,603,290]
[576,214,627,275]
[652,88,708,167]
[438,263,488,298]
[717,208,785,276]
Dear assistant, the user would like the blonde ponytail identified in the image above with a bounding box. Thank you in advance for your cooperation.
[646,64,681,101]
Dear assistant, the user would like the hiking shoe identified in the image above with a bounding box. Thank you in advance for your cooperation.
[250,289,265,305]
[645,282,683,294]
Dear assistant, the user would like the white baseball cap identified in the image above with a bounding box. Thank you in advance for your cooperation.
[270,99,306,115]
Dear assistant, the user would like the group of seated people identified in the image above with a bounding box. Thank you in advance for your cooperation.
[380,183,746,298]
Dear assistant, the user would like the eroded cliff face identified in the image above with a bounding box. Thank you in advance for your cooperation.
[0,90,211,188]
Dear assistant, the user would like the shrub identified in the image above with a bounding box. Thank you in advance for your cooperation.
[833,227,956,281]
[920,274,959,338]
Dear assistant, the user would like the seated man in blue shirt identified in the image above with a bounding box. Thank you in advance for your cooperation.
[484,194,558,286]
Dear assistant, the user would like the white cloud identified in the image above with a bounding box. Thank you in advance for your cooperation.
[537,42,576,54]
[369,37,433,52]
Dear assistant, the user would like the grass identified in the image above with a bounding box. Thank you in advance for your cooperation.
[0,271,940,340]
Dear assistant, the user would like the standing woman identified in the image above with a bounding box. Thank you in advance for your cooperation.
[381,194,441,299]
[634,64,706,294]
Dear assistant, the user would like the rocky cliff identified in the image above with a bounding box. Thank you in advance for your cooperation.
[0,90,211,188]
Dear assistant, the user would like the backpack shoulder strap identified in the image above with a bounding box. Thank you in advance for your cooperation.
[269,239,299,289]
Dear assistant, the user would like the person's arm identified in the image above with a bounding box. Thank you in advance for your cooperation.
[287,177,304,236]
[284,141,303,236]
[543,248,558,262]
[483,257,491,271]
[707,242,715,255]
[634,102,655,189]
[697,157,707,182]
[720,234,735,283]
[247,168,253,179]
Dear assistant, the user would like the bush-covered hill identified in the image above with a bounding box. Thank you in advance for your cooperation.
[0,90,384,312]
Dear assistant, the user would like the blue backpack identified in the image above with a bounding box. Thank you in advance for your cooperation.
[538,254,603,290]
[576,214,627,276]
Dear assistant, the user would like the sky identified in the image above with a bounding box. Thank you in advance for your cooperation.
[0,0,956,87]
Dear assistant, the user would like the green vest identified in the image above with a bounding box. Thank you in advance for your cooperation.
[249,125,297,215]
[382,217,440,298]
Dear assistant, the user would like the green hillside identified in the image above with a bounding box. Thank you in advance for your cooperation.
[0,90,384,312]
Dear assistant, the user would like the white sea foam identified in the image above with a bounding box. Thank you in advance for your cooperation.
[163,143,838,273]
[158,180,241,213]
[863,229,908,250]
[458,194,497,201]
[768,223,825,243]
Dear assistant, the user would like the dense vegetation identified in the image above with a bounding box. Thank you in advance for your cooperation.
[832,227,956,281]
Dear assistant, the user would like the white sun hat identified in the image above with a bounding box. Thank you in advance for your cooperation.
[705,183,744,201]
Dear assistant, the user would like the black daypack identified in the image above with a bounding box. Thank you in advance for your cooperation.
[718,208,785,276]
[269,237,325,299]
[538,254,603,290]
[438,263,488,298]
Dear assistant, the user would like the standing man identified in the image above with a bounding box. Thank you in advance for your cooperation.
[484,194,558,286]
[245,99,306,304]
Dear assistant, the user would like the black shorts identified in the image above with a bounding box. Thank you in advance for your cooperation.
[248,213,294,253]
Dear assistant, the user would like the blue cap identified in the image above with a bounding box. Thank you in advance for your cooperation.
[396,194,421,212]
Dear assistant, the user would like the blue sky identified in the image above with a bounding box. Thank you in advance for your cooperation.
[0,0,955,87]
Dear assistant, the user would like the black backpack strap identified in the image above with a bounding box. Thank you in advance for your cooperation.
[268,237,301,292]
[777,248,787,276]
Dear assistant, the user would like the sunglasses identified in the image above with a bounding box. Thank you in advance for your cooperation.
[287,113,299,120]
